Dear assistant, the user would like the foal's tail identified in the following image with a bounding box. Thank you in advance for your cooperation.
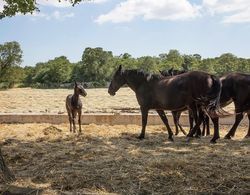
[206,75,229,117]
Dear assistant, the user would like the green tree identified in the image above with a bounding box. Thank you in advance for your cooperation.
[46,56,73,84]
[214,53,237,75]
[137,56,158,72]
[0,0,88,19]
[114,53,138,69]
[0,66,25,87]
[159,49,184,70]
[197,58,216,73]
[0,41,22,74]
[79,47,114,85]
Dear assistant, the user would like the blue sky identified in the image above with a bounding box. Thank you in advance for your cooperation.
[1,0,250,67]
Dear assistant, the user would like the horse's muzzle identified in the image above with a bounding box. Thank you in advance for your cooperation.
[108,89,116,96]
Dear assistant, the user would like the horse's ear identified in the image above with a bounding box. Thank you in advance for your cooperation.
[118,64,122,72]
[74,81,77,87]
[168,67,173,75]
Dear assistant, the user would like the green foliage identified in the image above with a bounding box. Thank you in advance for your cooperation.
[77,47,115,85]
[0,41,22,72]
[0,0,88,19]
[0,41,23,88]
[1,40,250,89]
[159,49,184,70]
[27,56,73,87]
[214,53,238,76]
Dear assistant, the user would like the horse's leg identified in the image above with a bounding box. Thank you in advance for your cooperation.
[138,106,149,139]
[202,113,206,136]
[172,111,179,135]
[194,109,203,138]
[224,112,244,139]
[176,111,187,135]
[66,107,72,132]
[210,116,219,143]
[78,109,82,133]
[187,105,202,139]
[72,110,77,133]
[245,113,250,138]
[188,109,194,134]
[156,110,174,141]
[205,115,210,136]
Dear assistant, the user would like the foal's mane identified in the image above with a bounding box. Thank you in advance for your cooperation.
[123,69,163,82]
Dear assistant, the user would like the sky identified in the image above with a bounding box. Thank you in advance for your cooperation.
[1,0,250,67]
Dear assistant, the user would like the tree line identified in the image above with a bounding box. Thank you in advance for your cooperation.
[0,41,250,89]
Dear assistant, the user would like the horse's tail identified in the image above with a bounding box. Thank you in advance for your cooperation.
[206,75,229,117]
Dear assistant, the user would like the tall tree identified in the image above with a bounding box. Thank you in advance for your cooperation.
[0,41,22,73]
[80,47,114,85]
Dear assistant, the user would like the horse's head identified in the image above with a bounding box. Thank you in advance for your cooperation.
[108,65,126,96]
[74,81,87,97]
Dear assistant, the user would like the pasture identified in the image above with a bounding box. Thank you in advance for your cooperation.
[0,88,249,194]
[0,123,249,194]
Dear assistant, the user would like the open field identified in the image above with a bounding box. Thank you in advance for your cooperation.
[0,123,249,194]
[0,88,235,114]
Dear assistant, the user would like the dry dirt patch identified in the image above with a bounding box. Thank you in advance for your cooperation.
[0,88,235,114]
[0,123,249,194]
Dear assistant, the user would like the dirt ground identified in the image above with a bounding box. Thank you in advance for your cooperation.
[0,88,235,114]
[0,123,249,194]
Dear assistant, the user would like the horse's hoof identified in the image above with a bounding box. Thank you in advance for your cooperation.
[224,135,231,139]
[195,135,201,139]
[210,139,217,144]
[175,133,178,136]
[168,137,174,142]
[186,137,192,142]
[137,135,145,140]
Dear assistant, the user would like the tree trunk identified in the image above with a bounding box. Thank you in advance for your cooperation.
[0,148,15,182]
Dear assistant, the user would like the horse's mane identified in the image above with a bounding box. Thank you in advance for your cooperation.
[123,69,163,82]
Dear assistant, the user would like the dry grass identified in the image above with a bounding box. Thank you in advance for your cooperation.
[0,123,249,194]
[0,88,235,114]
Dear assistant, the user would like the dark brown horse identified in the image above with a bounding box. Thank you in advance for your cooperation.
[219,73,250,139]
[66,81,87,133]
[160,68,210,137]
[108,65,222,143]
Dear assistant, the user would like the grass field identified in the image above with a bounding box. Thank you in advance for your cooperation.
[0,123,249,194]
[0,87,235,114]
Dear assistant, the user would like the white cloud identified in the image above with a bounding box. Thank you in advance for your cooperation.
[203,0,250,23]
[95,0,200,24]
[37,0,72,7]
[37,0,108,7]
[0,0,6,12]
[30,10,75,21]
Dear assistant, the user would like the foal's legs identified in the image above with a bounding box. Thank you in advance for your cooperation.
[66,107,73,132]
[78,109,82,133]
[72,110,77,133]
[224,112,244,139]
[138,106,149,139]
[157,110,174,141]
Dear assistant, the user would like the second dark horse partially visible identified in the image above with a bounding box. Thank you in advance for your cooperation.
[108,65,222,143]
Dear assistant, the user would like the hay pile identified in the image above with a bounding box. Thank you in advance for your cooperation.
[0,123,249,194]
